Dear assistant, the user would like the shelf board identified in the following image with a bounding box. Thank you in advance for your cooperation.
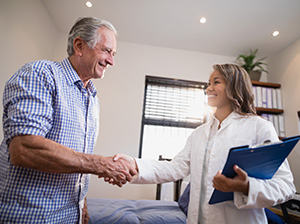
[252,80,281,88]
[256,107,284,114]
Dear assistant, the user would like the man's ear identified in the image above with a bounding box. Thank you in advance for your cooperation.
[73,37,84,56]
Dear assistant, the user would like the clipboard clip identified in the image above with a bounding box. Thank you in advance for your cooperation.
[250,139,283,149]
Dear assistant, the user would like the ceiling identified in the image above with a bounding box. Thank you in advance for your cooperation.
[42,0,300,58]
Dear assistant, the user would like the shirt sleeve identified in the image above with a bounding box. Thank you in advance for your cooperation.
[3,62,55,144]
[234,118,296,209]
[131,133,192,184]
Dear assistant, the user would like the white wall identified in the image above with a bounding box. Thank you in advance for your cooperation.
[72,41,235,199]
[0,0,58,140]
[268,38,300,192]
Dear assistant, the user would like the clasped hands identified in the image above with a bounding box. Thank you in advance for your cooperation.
[97,154,249,194]
[98,154,137,187]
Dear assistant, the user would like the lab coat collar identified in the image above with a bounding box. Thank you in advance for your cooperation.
[204,111,243,136]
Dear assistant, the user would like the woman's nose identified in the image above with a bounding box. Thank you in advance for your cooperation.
[205,85,212,94]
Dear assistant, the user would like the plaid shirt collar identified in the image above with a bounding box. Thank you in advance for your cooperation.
[61,58,97,97]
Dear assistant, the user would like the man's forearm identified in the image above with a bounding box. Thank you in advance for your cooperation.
[9,135,100,173]
[8,135,137,184]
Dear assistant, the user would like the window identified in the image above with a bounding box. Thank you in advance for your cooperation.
[139,76,209,159]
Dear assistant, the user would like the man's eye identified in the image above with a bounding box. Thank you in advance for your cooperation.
[102,48,109,53]
[102,48,116,56]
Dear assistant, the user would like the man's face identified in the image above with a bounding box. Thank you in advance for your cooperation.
[79,27,117,81]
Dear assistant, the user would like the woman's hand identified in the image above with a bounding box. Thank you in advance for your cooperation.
[212,165,249,195]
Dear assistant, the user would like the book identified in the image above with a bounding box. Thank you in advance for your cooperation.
[208,135,300,205]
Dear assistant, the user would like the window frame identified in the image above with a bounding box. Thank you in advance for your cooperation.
[138,75,208,158]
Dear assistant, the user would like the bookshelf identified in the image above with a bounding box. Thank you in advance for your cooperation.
[251,80,285,137]
[251,80,281,88]
[255,107,283,115]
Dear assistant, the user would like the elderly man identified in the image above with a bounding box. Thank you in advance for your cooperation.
[0,17,136,223]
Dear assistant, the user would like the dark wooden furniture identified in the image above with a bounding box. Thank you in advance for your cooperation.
[280,197,300,224]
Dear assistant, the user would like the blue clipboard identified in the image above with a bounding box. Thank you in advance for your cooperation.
[208,135,300,205]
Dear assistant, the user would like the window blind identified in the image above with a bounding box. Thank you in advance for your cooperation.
[143,76,208,129]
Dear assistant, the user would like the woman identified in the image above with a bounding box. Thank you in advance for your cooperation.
[113,64,295,224]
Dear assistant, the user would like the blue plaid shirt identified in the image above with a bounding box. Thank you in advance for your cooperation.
[0,58,99,223]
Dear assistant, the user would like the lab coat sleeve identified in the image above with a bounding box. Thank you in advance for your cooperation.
[131,133,192,184]
[234,159,295,209]
[234,120,296,209]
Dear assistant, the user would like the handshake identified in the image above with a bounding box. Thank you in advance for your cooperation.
[97,154,138,187]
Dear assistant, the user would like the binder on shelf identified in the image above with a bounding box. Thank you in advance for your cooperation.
[262,87,267,108]
[272,89,278,109]
[256,86,263,107]
[267,88,273,109]
[273,115,280,136]
[252,86,257,107]
[261,113,268,121]
[208,135,300,205]
[276,89,283,109]
[268,114,274,125]
[278,115,285,137]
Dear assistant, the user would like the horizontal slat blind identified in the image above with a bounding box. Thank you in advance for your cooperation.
[143,76,207,128]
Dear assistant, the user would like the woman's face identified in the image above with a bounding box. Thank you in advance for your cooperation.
[206,70,231,109]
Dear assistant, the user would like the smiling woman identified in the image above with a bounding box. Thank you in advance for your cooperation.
[124,64,296,224]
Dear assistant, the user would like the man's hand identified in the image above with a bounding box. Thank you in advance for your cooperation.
[97,155,138,187]
[212,165,249,195]
[100,154,138,187]
[82,198,89,224]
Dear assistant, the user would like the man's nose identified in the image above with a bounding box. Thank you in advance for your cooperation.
[106,54,114,66]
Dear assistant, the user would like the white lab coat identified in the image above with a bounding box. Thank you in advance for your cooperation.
[133,112,295,224]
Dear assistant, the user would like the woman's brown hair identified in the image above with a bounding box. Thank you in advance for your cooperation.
[213,64,256,115]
